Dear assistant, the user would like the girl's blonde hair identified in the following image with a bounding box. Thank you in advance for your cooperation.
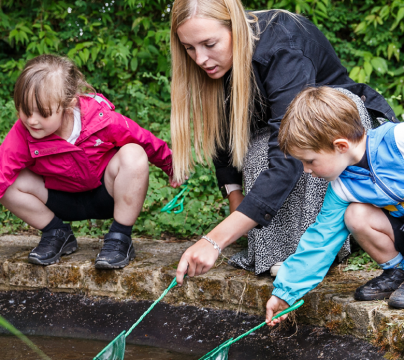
[170,0,258,182]
[14,54,95,118]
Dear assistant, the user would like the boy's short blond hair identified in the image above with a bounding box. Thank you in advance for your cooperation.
[279,86,365,154]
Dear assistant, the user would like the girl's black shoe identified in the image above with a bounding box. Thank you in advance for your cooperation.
[28,226,78,265]
[354,268,404,301]
[94,232,135,269]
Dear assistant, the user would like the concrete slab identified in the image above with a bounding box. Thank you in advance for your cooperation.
[1,234,403,357]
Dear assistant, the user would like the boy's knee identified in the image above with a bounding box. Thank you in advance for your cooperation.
[118,144,149,172]
[344,203,372,232]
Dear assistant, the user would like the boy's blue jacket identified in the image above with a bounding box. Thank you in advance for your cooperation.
[273,121,404,305]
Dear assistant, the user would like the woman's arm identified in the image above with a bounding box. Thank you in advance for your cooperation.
[237,49,317,227]
[213,145,243,190]
[176,210,258,285]
[228,190,244,213]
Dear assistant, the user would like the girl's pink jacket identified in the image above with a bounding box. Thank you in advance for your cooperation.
[0,94,173,198]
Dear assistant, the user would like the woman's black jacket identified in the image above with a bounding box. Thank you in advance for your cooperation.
[213,10,397,227]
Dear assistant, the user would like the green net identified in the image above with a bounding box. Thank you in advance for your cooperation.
[160,183,189,214]
[200,344,230,360]
[198,299,305,360]
[93,277,179,360]
[93,280,304,360]
[199,339,233,360]
[94,331,126,360]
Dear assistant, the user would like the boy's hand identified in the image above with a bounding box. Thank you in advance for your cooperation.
[266,295,289,326]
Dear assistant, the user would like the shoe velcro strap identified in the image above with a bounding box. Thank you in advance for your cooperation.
[42,228,64,238]
[104,232,131,244]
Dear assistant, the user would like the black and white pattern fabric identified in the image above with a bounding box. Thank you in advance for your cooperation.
[229,88,377,275]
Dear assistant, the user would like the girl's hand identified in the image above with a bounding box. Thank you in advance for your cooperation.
[266,295,289,326]
[169,176,182,188]
[176,238,219,285]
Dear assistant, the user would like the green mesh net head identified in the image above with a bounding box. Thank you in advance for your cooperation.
[198,338,232,360]
[93,279,180,360]
[94,331,126,360]
[199,345,230,360]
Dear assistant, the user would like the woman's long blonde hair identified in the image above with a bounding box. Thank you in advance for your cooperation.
[170,0,258,182]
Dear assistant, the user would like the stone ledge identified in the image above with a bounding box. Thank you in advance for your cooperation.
[1,234,403,357]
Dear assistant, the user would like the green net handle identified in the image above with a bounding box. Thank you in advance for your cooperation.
[160,184,189,213]
[0,315,51,360]
[225,299,304,348]
[125,277,178,338]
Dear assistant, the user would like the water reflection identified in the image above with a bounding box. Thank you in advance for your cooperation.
[0,335,199,360]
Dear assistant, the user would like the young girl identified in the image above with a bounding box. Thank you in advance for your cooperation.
[0,54,177,269]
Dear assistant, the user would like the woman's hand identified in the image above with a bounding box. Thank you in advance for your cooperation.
[266,295,289,326]
[176,238,219,285]
[169,175,183,188]
[228,190,244,213]
[176,211,258,285]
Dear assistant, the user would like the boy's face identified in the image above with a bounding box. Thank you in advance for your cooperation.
[290,147,350,182]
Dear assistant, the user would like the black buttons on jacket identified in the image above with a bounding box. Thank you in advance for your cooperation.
[264,213,272,221]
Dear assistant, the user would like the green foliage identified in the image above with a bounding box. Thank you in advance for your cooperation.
[0,98,16,142]
[139,166,228,237]
[0,0,403,239]
[256,0,404,117]
[343,249,379,271]
[0,205,27,234]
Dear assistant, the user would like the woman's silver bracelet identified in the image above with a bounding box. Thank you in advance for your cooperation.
[202,235,222,255]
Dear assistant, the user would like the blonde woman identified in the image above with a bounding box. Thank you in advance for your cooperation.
[171,0,396,302]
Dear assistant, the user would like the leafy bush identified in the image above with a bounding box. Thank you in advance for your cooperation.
[343,249,379,271]
[258,0,404,117]
[0,0,403,238]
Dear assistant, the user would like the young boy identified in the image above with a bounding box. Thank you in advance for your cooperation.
[266,86,404,326]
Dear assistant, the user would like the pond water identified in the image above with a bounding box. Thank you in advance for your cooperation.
[0,290,386,360]
[0,335,198,360]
